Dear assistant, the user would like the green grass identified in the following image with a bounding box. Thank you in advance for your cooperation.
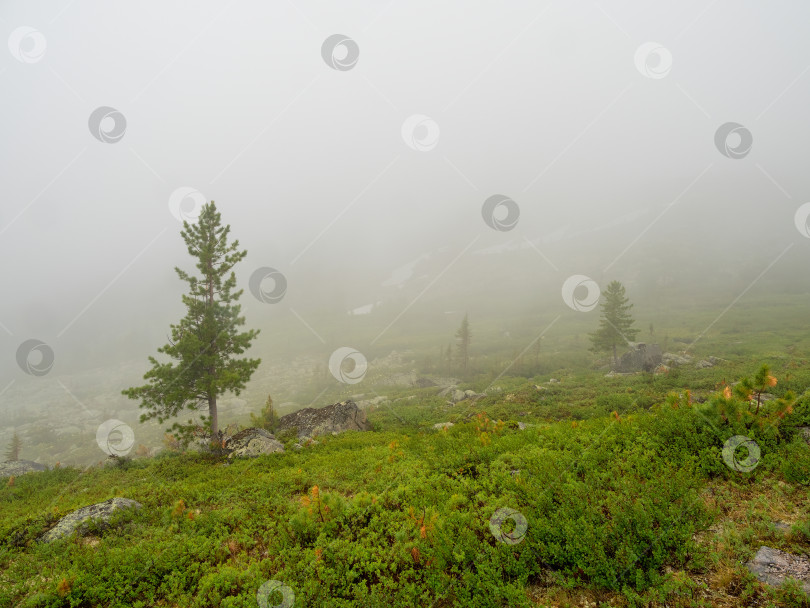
[3,292,810,607]
[2,373,809,607]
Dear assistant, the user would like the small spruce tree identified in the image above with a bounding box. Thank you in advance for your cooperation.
[455,313,472,376]
[4,432,21,462]
[250,394,279,432]
[589,280,639,368]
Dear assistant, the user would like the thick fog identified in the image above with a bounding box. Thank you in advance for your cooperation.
[2,1,810,455]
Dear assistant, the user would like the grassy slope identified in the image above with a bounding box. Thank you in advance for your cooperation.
[2,294,810,607]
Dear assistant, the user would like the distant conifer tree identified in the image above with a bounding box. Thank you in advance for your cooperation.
[589,281,639,367]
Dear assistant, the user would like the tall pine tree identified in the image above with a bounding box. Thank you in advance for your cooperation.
[589,280,638,368]
[123,202,261,447]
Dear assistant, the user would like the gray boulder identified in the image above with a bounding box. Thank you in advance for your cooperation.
[432,422,454,430]
[695,359,713,369]
[0,460,48,479]
[616,343,662,372]
[662,352,692,367]
[40,497,141,543]
[277,400,371,439]
[746,546,810,595]
[225,428,285,458]
[438,385,458,398]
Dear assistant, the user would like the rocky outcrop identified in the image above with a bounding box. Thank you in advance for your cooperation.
[662,352,692,367]
[0,460,48,478]
[746,546,810,595]
[224,428,284,458]
[616,343,662,373]
[276,400,371,439]
[39,497,141,543]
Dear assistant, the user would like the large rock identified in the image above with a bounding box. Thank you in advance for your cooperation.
[276,400,371,439]
[40,497,142,543]
[746,546,810,595]
[616,343,662,372]
[224,428,285,458]
[0,460,48,478]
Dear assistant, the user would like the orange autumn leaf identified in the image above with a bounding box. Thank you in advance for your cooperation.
[723,386,732,399]
[766,375,777,387]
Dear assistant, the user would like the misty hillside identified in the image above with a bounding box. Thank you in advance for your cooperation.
[3,1,810,607]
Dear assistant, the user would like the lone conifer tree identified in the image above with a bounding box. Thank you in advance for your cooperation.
[123,202,260,447]
[455,313,471,375]
[4,432,21,462]
[589,280,638,367]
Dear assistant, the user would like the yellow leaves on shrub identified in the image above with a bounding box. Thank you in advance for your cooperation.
[301,485,329,521]
[171,499,186,518]
[475,412,504,445]
[56,578,72,597]
[6,476,13,487]
[723,385,732,399]
[408,506,438,541]
[766,374,777,387]
[388,440,404,463]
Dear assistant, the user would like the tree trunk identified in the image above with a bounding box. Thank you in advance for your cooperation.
[612,344,617,368]
[208,395,218,439]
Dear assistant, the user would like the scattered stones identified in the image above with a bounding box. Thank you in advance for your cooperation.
[695,359,713,369]
[662,352,692,367]
[224,428,285,458]
[0,460,48,479]
[604,370,634,378]
[746,546,810,595]
[276,400,371,439]
[39,497,142,543]
[432,422,454,431]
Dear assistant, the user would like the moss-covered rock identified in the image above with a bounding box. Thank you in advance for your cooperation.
[39,497,141,543]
